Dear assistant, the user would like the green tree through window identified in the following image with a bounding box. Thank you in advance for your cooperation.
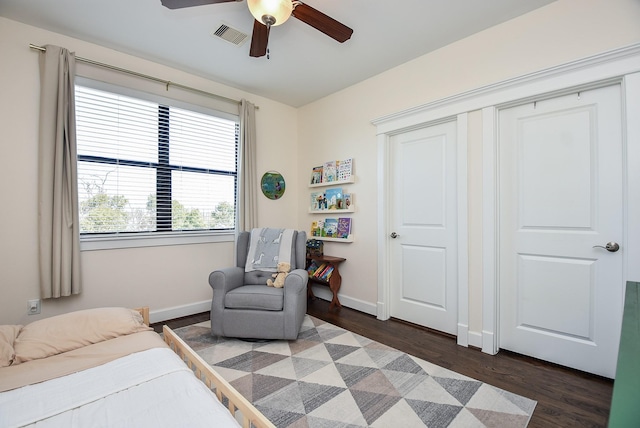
[210,201,235,229]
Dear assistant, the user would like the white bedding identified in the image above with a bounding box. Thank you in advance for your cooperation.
[0,348,240,428]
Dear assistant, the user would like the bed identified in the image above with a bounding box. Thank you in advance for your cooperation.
[0,307,274,428]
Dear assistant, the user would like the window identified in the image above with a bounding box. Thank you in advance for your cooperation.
[75,84,238,241]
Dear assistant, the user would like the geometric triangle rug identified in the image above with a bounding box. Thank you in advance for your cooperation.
[173,315,536,427]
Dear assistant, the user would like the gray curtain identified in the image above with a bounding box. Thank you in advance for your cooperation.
[237,99,258,232]
[38,45,81,299]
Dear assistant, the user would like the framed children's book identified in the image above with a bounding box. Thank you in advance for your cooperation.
[337,218,351,239]
[337,158,353,181]
[323,218,338,238]
[343,193,353,209]
[324,188,343,210]
[310,166,323,184]
[310,191,325,211]
[310,220,324,237]
[322,161,337,183]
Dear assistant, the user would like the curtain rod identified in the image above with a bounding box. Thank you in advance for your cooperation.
[29,43,255,109]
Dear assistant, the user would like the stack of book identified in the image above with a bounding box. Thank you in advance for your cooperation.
[306,260,335,281]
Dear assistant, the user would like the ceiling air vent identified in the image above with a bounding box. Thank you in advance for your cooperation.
[211,23,249,47]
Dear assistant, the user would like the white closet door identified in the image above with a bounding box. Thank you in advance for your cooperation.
[498,84,624,378]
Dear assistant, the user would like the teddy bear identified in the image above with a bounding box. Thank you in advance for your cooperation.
[266,262,290,288]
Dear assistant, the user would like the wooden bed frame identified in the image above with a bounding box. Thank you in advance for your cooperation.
[162,326,275,428]
[134,308,273,428]
[136,306,150,326]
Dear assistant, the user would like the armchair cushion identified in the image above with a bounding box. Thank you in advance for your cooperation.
[225,286,283,311]
[244,270,276,286]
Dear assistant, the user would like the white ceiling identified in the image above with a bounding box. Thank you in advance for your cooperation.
[0,0,555,107]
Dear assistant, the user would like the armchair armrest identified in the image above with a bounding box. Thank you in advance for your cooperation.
[282,268,308,339]
[209,266,245,337]
[209,266,245,294]
[283,269,308,295]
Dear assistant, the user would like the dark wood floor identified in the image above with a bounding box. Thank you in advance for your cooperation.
[154,298,614,427]
[151,311,209,334]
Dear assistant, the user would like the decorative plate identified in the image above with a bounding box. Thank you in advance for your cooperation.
[261,171,285,200]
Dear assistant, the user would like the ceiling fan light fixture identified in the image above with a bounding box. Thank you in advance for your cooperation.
[247,0,292,27]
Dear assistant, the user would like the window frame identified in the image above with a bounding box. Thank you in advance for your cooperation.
[75,77,238,251]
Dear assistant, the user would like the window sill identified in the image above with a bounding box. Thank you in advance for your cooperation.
[80,231,235,251]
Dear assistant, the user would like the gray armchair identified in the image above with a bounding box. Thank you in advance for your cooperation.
[208,230,308,340]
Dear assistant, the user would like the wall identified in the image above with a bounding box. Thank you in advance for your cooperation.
[297,0,640,334]
[0,17,299,325]
[2,0,639,331]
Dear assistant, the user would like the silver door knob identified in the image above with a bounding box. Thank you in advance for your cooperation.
[592,242,620,252]
[390,232,399,238]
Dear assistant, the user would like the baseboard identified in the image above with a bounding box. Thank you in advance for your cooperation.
[310,285,377,316]
[155,290,379,324]
[149,300,211,324]
[309,289,485,348]
[482,330,498,355]
[457,323,469,347]
[376,301,389,321]
[468,330,483,349]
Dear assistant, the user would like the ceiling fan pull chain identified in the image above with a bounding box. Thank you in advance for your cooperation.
[266,24,271,59]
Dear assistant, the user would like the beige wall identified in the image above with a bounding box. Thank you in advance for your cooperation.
[0,17,299,325]
[2,0,640,334]
[297,0,640,334]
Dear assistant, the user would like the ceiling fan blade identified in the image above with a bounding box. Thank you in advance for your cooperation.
[249,20,269,57]
[292,2,353,43]
[160,0,240,10]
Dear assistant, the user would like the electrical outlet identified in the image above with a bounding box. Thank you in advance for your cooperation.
[27,299,41,315]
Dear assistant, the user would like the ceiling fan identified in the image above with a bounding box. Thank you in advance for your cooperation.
[161,0,353,58]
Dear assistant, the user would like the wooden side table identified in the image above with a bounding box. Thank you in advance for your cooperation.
[306,255,346,311]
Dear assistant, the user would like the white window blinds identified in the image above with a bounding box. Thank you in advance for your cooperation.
[75,84,238,235]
